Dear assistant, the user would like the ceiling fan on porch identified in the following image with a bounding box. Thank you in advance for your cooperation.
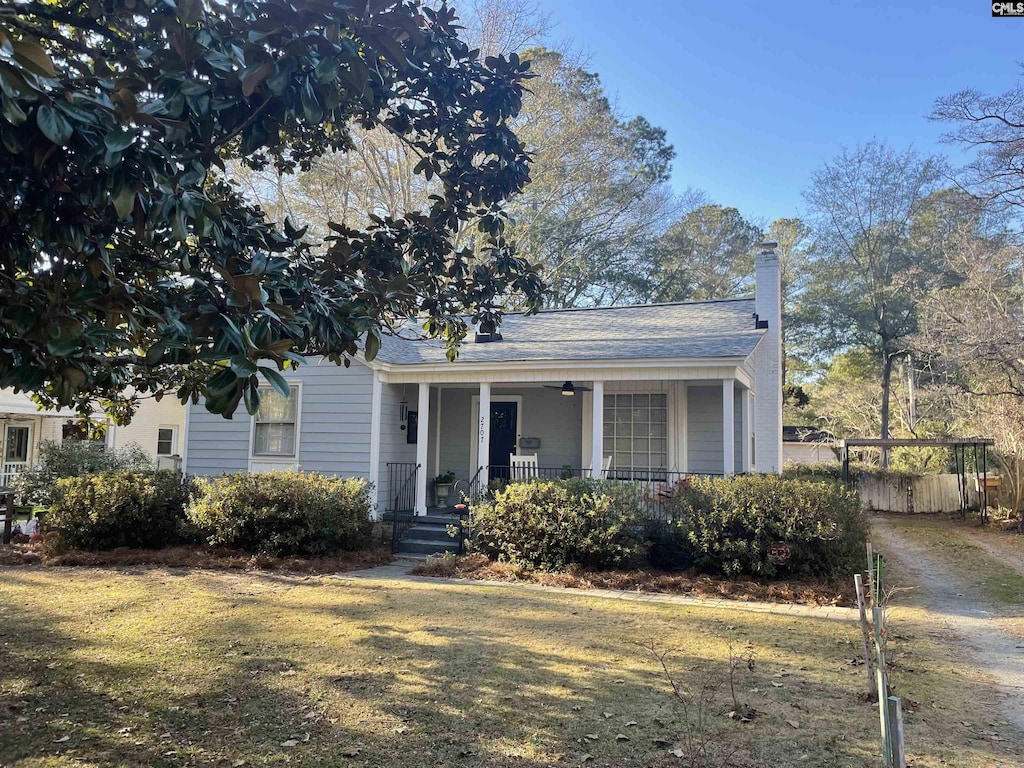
[542,381,592,397]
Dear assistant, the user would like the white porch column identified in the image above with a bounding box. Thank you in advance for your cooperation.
[477,382,491,488]
[722,379,735,476]
[591,380,605,477]
[368,373,383,517]
[741,387,751,473]
[415,383,430,514]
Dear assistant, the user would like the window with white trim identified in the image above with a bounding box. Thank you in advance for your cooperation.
[253,386,298,456]
[603,393,668,476]
[156,426,177,456]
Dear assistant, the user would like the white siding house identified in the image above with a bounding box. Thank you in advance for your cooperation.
[183,243,786,517]
[0,393,186,487]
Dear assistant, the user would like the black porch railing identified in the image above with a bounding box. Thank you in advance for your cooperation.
[386,462,419,553]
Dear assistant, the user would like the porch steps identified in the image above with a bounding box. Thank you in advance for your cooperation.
[394,509,463,558]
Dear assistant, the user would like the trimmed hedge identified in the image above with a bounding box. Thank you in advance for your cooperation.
[186,470,372,556]
[47,470,195,551]
[15,440,154,506]
[653,474,867,579]
[469,478,644,570]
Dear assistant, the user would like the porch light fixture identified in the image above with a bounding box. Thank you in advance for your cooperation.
[561,381,575,397]
[399,387,408,426]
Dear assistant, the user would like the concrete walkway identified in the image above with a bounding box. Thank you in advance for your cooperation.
[336,559,860,622]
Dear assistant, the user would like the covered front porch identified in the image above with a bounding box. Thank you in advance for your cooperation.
[395,366,755,515]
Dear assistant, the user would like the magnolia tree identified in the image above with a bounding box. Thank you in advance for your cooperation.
[0,0,543,420]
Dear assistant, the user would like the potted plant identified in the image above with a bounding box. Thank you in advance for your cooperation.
[433,471,456,507]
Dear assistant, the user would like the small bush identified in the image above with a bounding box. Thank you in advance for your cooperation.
[659,475,867,579]
[15,440,154,506]
[47,470,194,551]
[187,471,372,556]
[469,478,644,570]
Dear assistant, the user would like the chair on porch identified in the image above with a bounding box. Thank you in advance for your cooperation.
[510,453,539,481]
[599,455,612,478]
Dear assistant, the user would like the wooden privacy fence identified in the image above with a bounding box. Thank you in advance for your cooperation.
[856,474,967,514]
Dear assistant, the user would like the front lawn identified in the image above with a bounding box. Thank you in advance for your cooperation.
[0,565,1018,767]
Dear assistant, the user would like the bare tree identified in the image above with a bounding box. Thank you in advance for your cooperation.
[801,141,947,463]
[933,75,1024,214]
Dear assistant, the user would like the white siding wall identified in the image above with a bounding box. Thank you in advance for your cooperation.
[687,384,724,474]
[435,386,583,483]
[185,404,250,475]
[378,382,417,513]
[185,358,378,481]
[297,362,373,475]
[111,396,186,459]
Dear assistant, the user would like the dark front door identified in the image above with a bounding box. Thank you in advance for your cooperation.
[489,401,518,479]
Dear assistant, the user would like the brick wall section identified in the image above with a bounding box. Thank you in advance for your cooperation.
[753,246,783,473]
[111,396,187,460]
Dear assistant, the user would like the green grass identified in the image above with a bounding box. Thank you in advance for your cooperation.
[0,565,1019,767]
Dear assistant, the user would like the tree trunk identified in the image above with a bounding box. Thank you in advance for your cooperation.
[880,353,894,468]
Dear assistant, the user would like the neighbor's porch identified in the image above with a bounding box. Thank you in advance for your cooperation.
[384,368,755,515]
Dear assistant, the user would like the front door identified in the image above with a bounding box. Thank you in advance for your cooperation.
[488,402,518,479]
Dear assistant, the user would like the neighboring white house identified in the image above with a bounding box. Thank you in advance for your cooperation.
[0,392,186,487]
[183,243,786,516]
[782,426,839,466]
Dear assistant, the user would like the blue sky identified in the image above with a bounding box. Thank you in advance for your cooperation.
[541,0,1023,223]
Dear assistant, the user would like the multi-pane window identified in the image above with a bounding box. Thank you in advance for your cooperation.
[603,393,668,477]
[253,386,297,456]
[4,426,29,462]
[156,427,176,456]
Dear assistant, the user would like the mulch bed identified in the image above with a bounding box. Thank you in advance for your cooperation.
[0,542,393,574]
[412,552,854,607]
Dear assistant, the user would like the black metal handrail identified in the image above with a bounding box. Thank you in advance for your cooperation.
[387,462,419,553]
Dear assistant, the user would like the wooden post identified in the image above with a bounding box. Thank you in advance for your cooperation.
[854,573,877,699]
[887,696,906,768]
[1,489,12,545]
[877,666,891,766]
[873,604,890,766]
[875,556,884,605]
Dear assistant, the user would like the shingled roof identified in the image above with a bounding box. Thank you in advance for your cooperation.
[376,297,765,366]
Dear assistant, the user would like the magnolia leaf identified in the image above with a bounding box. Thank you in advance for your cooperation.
[241,61,274,98]
[363,327,381,361]
[259,366,290,398]
[104,130,135,152]
[112,186,135,219]
[12,37,56,77]
[37,104,72,145]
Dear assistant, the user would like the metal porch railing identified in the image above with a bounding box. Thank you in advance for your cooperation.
[386,462,419,553]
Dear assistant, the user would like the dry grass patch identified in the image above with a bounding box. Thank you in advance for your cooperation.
[0,564,1018,767]
[874,515,1024,610]
[0,542,392,574]
[412,553,854,606]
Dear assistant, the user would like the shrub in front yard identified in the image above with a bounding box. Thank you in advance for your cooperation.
[15,440,154,506]
[187,471,373,556]
[469,478,644,570]
[657,474,867,579]
[47,470,194,551]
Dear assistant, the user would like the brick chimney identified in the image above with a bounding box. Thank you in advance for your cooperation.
[754,242,783,473]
